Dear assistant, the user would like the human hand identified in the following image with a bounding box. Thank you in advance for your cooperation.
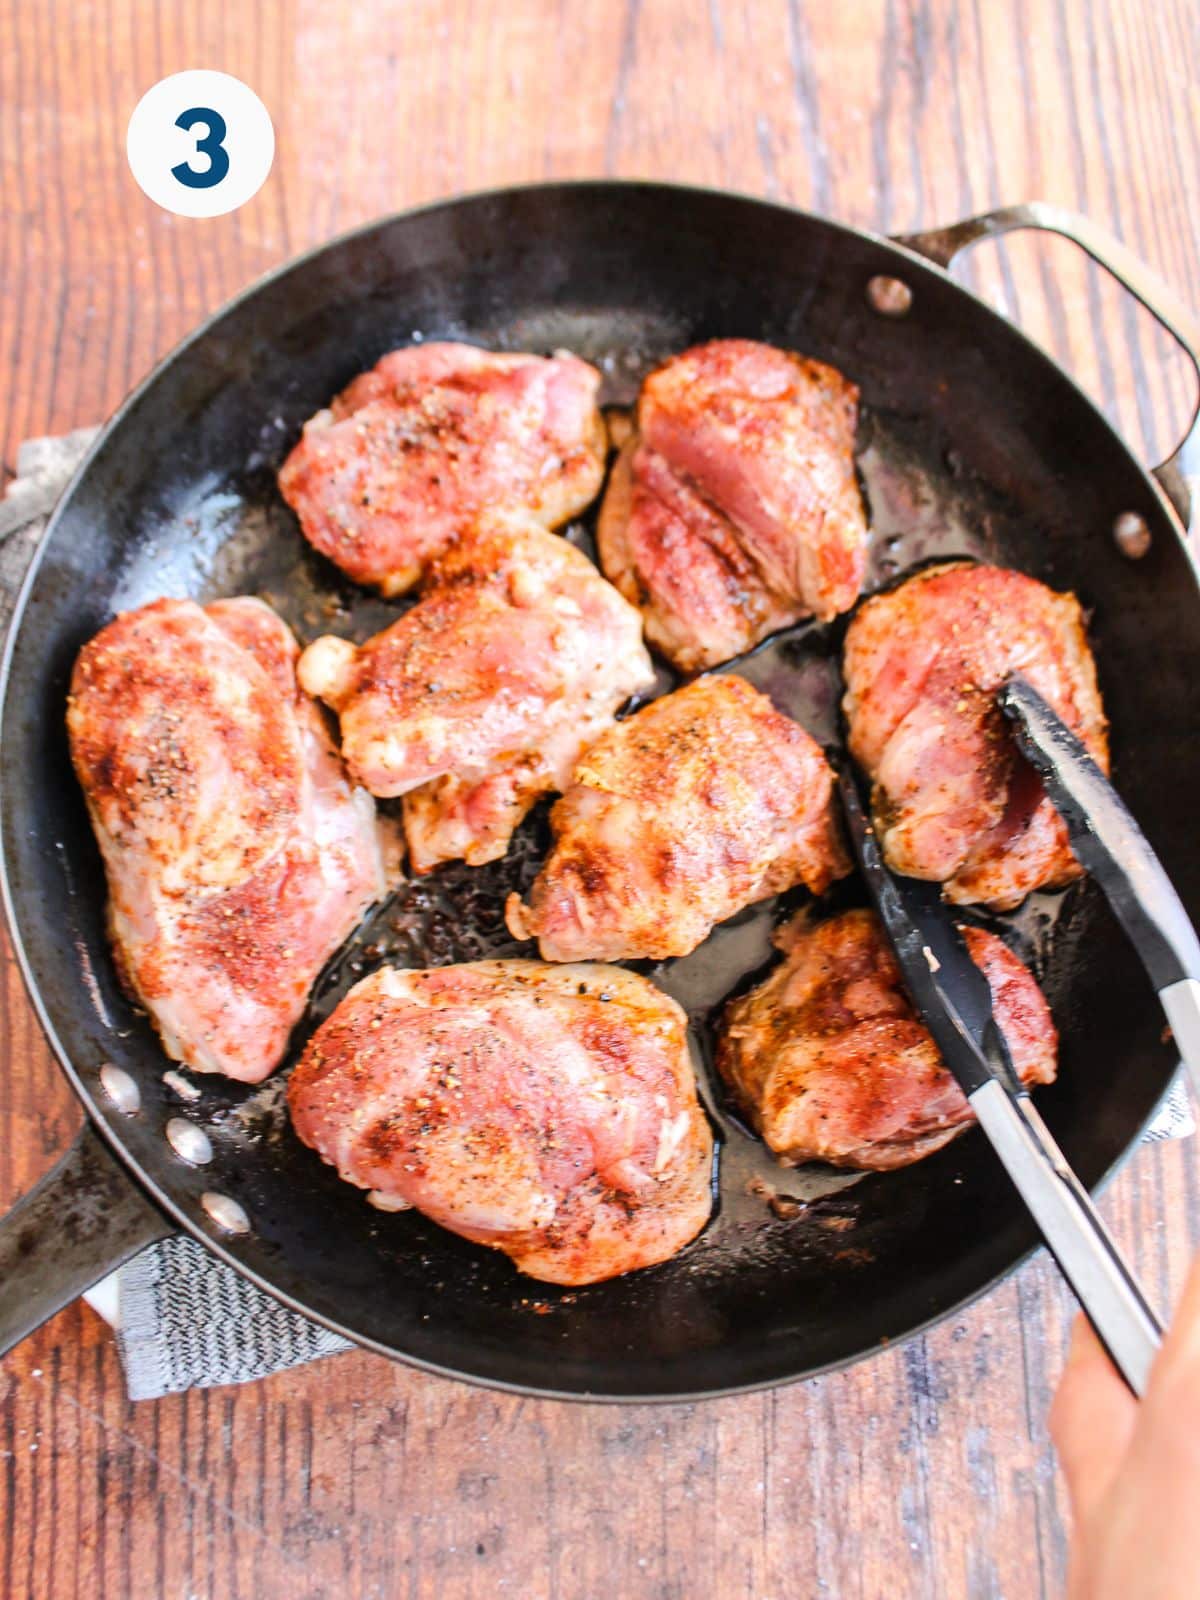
[1051,1252,1200,1599]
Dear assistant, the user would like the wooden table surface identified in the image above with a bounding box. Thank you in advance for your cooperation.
[3,2,1199,1596]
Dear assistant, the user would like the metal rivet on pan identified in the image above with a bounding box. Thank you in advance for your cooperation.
[866,275,913,317]
[165,1117,213,1166]
[1113,510,1152,559]
[201,1191,251,1235]
[98,1063,140,1115]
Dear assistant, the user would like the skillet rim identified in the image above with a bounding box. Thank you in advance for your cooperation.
[0,178,1191,1400]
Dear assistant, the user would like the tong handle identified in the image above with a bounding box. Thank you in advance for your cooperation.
[971,1081,1163,1396]
[1160,980,1200,1105]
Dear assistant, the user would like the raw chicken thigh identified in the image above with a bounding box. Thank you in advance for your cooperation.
[598,339,868,670]
[298,515,654,871]
[717,908,1057,1169]
[288,959,714,1285]
[842,562,1108,909]
[279,342,607,595]
[506,674,849,962]
[68,597,385,1083]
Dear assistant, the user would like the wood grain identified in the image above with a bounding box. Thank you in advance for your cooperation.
[2,2,1199,1596]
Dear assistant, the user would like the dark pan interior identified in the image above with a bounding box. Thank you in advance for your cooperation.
[4,183,1199,1399]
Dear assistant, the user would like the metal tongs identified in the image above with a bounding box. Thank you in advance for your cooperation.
[1000,675,1200,1101]
[838,709,1172,1398]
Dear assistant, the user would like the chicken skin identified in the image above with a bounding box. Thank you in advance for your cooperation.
[288,960,714,1285]
[506,675,850,962]
[298,516,655,872]
[278,342,607,595]
[843,562,1109,910]
[717,909,1057,1170]
[67,598,385,1083]
[597,339,869,671]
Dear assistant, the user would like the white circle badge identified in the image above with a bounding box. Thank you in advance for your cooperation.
[126,70,275,219]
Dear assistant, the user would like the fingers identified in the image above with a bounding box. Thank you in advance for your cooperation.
[1051,1311,1139,1532]
[1050,1255,1200,1600]
[1139,1251,1200,1457]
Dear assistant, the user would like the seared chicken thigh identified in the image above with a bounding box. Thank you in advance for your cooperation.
[506,675,849,961]
[68,598,385,1083]
[299,516,654,871]
[288,960,713,1285]
[718,909,1057,1169]
[279,342,607,595]
[843,562,1108,909]
[598,339,869,670]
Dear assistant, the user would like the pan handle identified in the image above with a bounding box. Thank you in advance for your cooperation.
[0,1122,173,1359]
[897,203,1200,534]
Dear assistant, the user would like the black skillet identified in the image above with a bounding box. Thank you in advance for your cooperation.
[3,183,1200,1401]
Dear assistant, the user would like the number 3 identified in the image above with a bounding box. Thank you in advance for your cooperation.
[172,106,230,190]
